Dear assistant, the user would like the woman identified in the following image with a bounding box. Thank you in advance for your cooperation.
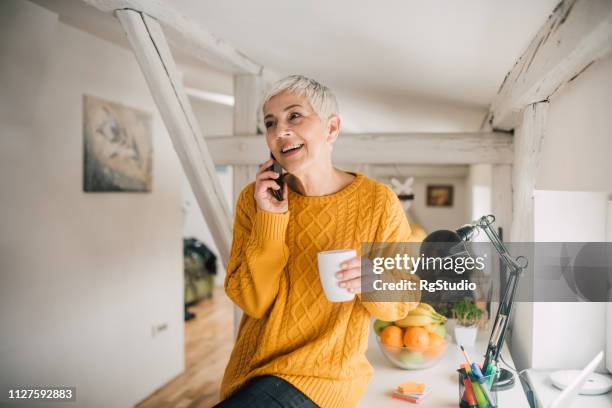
[216,75,419,408]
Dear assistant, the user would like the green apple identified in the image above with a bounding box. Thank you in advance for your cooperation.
[433,324,447,338]
[398,350,424,367]
[373,319,393,336]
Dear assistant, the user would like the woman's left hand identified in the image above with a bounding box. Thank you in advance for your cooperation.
[335,256,365,294]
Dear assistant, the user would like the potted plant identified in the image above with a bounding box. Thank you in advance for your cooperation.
[451,298,483,347]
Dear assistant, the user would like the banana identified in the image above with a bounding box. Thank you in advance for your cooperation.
[416,303,436,313]
[393,303,448,327]
[395,314,441,328]
[418,303,447,320]
[409,303,447,322]
[409,307,438,317]
[433,312,448,322]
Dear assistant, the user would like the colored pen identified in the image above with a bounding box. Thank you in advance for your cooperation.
[486,363,498,388]
[460,346,497,408]
[459,368,478,407]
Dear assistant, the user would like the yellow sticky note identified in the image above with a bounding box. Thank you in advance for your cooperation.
[397,381,425,394]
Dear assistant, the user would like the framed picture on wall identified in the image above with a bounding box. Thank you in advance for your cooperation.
[83,95,153,192]
[426,185,453,207]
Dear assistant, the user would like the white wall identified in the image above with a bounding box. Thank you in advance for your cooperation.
[536,53,612,193]
[408,177,467,232]
[0,1,184,406]
[531,191,609,371]
[382,173,468,233]
[466,164,492,239]
[335,87,486,133]
[509,52,612,372]
[188,96,234,137]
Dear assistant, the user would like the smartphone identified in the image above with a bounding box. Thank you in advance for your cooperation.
[268,153,284,201]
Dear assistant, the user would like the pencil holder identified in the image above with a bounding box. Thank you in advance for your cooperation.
[458,369,499,408]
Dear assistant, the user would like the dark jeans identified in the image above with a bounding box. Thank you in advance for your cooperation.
[214,375,319,408]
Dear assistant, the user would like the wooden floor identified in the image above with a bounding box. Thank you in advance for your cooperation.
[136,287,234,408]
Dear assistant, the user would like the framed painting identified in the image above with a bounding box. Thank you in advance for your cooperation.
[426,185,453,207]
[83,95,153,192]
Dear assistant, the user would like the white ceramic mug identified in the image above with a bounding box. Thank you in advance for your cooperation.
[317,249,357,302]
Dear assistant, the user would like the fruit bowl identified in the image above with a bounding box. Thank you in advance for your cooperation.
[375,329,450,370]
[372,303,450,370]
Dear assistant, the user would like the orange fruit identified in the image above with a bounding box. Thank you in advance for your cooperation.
[380,326,404,347]
[403,326,430,352]
[423,332,447,358]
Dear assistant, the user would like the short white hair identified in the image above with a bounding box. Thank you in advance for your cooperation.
[259,75,339,129]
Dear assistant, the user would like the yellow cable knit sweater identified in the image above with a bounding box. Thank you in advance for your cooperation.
[220,173,420,407]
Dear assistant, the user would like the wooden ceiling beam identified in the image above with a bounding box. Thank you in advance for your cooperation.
[487,0,612,130]
[204,132,514,165]
[85,0,262,75]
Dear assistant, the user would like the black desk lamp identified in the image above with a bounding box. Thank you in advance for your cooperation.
[421,214,528,390]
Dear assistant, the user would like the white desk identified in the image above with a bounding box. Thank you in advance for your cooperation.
[525,369,612,408]
[359,329,529,407]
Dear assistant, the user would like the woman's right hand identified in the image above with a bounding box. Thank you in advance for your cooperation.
[254,159,289,213]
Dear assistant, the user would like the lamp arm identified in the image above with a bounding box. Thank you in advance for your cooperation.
[473,215,527,369]
[477,215,527,273]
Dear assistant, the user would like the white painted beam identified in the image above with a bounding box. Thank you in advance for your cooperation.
[508,102,548,370]
[233,75,265,135]
[85,0,262,75]
[511,102,549,242]
[488,0,612,130]
[231,74,264,338]
[232,75,264,206]
[332,132,514,168]
[488,164,512,329]
[491,164,513,240]
[116,9,232,265]
[204,132,514,165]
[341,164,469,179]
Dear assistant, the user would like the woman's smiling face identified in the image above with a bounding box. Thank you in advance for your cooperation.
[263,91,336,175]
